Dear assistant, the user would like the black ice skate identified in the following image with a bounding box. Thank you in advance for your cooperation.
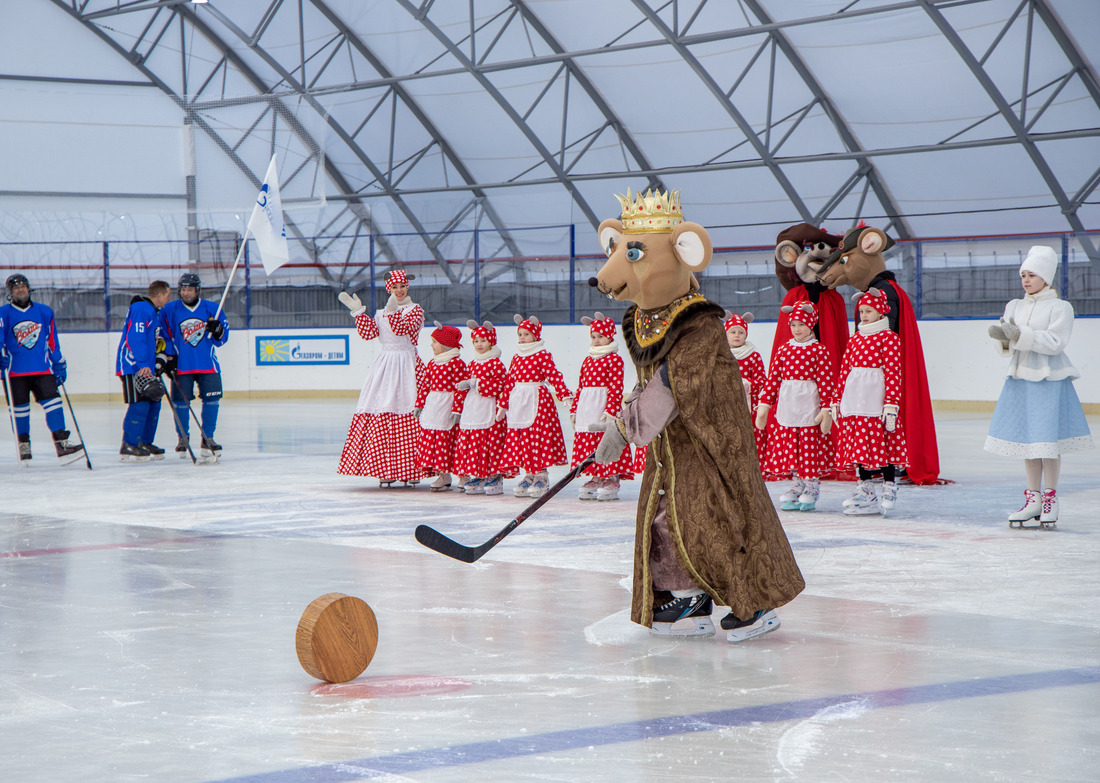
[119,442,152,462]
[140,442,166,461]
[649,592,715,637]
[199,436,222,464]
[720,609,780,643]
[18,434,31,462]
[52,430,85,465]
[176,436,190,458]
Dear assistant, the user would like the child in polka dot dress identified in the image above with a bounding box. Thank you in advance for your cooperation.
[337,270,425,486]
[755,302,836,511]
[453,320,509,496]
[834,288,907,516]
[571,313,633,501]
[497,315,572,498]
[414,323,469,492]
[724,311,767,467]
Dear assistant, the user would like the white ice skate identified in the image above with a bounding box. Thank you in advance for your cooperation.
[596,477,620,501]
[797,478,820,511]
[513,474,533,497]
[722,609,780,643]
[879,480,898,516]
[779,477,805,511]
[842,480,879,516]
[1039,489,1058,528]
[430,472,452,492]
[463,477,486,495]
[578,478,600,500]
[1008,489,1042,528]
[526,471,549,498]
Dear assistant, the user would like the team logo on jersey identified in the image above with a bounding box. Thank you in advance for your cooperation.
[180,318,206,347]
[14,320,41,349]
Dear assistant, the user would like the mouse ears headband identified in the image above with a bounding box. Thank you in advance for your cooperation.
[781,302,818,328]
[466,319,497,345]
[852,287,890,315]
[580,311,616,339]
[382,269,416,291]
[722,310,754,332]
[513,314,542,339]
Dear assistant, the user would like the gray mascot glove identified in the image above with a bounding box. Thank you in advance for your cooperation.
[588,419,628,465]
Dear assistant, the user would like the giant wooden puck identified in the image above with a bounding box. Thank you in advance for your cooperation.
[296,593,378,683]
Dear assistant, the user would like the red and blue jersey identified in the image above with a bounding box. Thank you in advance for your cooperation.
[116,296,161,376]
[0,301,64,377]
[158,299,229,374]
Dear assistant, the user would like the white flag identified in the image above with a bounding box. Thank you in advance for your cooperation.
[247,154,290,274]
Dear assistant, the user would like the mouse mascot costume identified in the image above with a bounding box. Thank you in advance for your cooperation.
[589,188,804,643]
[816,225,943,485]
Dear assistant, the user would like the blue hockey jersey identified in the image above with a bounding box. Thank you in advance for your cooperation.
[158,298,229,374]
[116,296,161,376]
[0,301,64,376]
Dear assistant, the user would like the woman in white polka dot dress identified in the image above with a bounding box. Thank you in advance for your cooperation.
[755,302,836,511]
[414,323,469,492]
[497,315,572,498]
[337,270,425,486]
[570,313,633,501]
[453,320,509,496]
[835,288,907,516]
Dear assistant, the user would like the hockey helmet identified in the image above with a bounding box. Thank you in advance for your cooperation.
[5,273,31,302]
[178,272,202,291]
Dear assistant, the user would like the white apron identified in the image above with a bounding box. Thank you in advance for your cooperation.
[573,387,609,433]
[776,379,820,427]
[840,367,886,418]
[459,384,496,430]
[354,309,418,415]
[420,390,455,430]
[506,382,542,429]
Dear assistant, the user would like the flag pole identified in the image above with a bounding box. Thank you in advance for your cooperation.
[213,225,251,322]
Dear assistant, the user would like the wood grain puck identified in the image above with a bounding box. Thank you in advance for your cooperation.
[296,593,378,683]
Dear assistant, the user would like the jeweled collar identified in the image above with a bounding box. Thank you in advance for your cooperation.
[632,291,706,348]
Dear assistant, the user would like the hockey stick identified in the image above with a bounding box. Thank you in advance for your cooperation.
[58,383,93,470]
[1,368,23,465]
[159,373,198,464]
[415,453,596,563]
[164,371,219,463]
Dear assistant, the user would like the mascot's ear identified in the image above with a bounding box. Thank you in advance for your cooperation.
[513,314,524,326]
[775,239,800,267]
[466,319,479,330]
[597,219,623,258]
[671,222,712,271]
[858,227,890,255]
[581,316,593,326]
[743,312,754,324]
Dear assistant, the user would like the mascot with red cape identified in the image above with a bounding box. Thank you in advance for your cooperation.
[816,225,944,485]
[771,223,851,479]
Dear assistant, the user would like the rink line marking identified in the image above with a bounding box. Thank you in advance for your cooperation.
[211,666,1100,783]
[0,535,222,559]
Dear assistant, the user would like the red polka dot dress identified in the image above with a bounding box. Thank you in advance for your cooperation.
[733,343,768,467]
[760,338,835,479]
[338,302,425,481]
[570,348,634,479]
[414,352,469,475]
[835,320,908,470]
[453,348,508,479]
[498,342,572,475]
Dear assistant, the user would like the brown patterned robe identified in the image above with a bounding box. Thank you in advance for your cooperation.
[621,293,805,626]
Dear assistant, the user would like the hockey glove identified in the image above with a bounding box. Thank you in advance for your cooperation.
[881,404,899,433]
[754,403,771,431]
[1000,319,1020,343]
[1,351,10,373]
[589,419,628,465]
[338,291,363,314]
[154,353,178,377]
[205,317,225,340]
[52,359,67,385]
[815,407,833,436]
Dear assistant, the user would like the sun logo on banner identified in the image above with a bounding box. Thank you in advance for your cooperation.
[258,339,290,363]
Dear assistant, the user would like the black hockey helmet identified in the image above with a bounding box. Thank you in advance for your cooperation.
[178,272,201,291]
[5,273,31,301]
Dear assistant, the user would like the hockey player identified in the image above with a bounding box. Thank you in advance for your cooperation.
[158,273,229,461]
[116,280,172,461]
[0,274,85,462]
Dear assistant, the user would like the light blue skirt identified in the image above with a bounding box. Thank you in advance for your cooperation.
[985,377,1093,459]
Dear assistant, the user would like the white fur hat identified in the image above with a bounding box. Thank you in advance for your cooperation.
[1019,245,1058,286]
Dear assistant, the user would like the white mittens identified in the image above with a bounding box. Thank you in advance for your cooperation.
[754,403,771,431]
[815,407,833,435]
[881,404,899,432]
[338,291,364,315]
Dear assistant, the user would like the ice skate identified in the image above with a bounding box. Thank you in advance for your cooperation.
[199,436,222,465]
[119,442,152,463]
[721,609,780,643]
[463,477,486,495]
[779,477,805,511]
[1008,489,1041,528]
[379,479,396,488]
[526,470,549,498]
[1039,489,1058,528]
[649,591,715,637]
[482,475,503,496]
[176,436,190,458]
[51,430,85,464]
[139,442,165,461]
[430,472,453,492]
[797,477,820,511]
[578,478,600,500]
[842,480,879,516]
[18,435,32,462]
[596,476,620,501]
[879,480,898,516]
[513,474,534,497]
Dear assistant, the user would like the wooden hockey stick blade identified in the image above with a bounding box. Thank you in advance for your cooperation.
[414,453,596,563]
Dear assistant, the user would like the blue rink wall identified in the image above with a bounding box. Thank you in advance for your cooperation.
[55,319,1100,406]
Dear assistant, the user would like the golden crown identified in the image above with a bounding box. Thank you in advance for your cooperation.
[615,188,684,233]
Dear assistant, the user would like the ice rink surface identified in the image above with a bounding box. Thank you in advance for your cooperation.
[1,400,1098,782]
